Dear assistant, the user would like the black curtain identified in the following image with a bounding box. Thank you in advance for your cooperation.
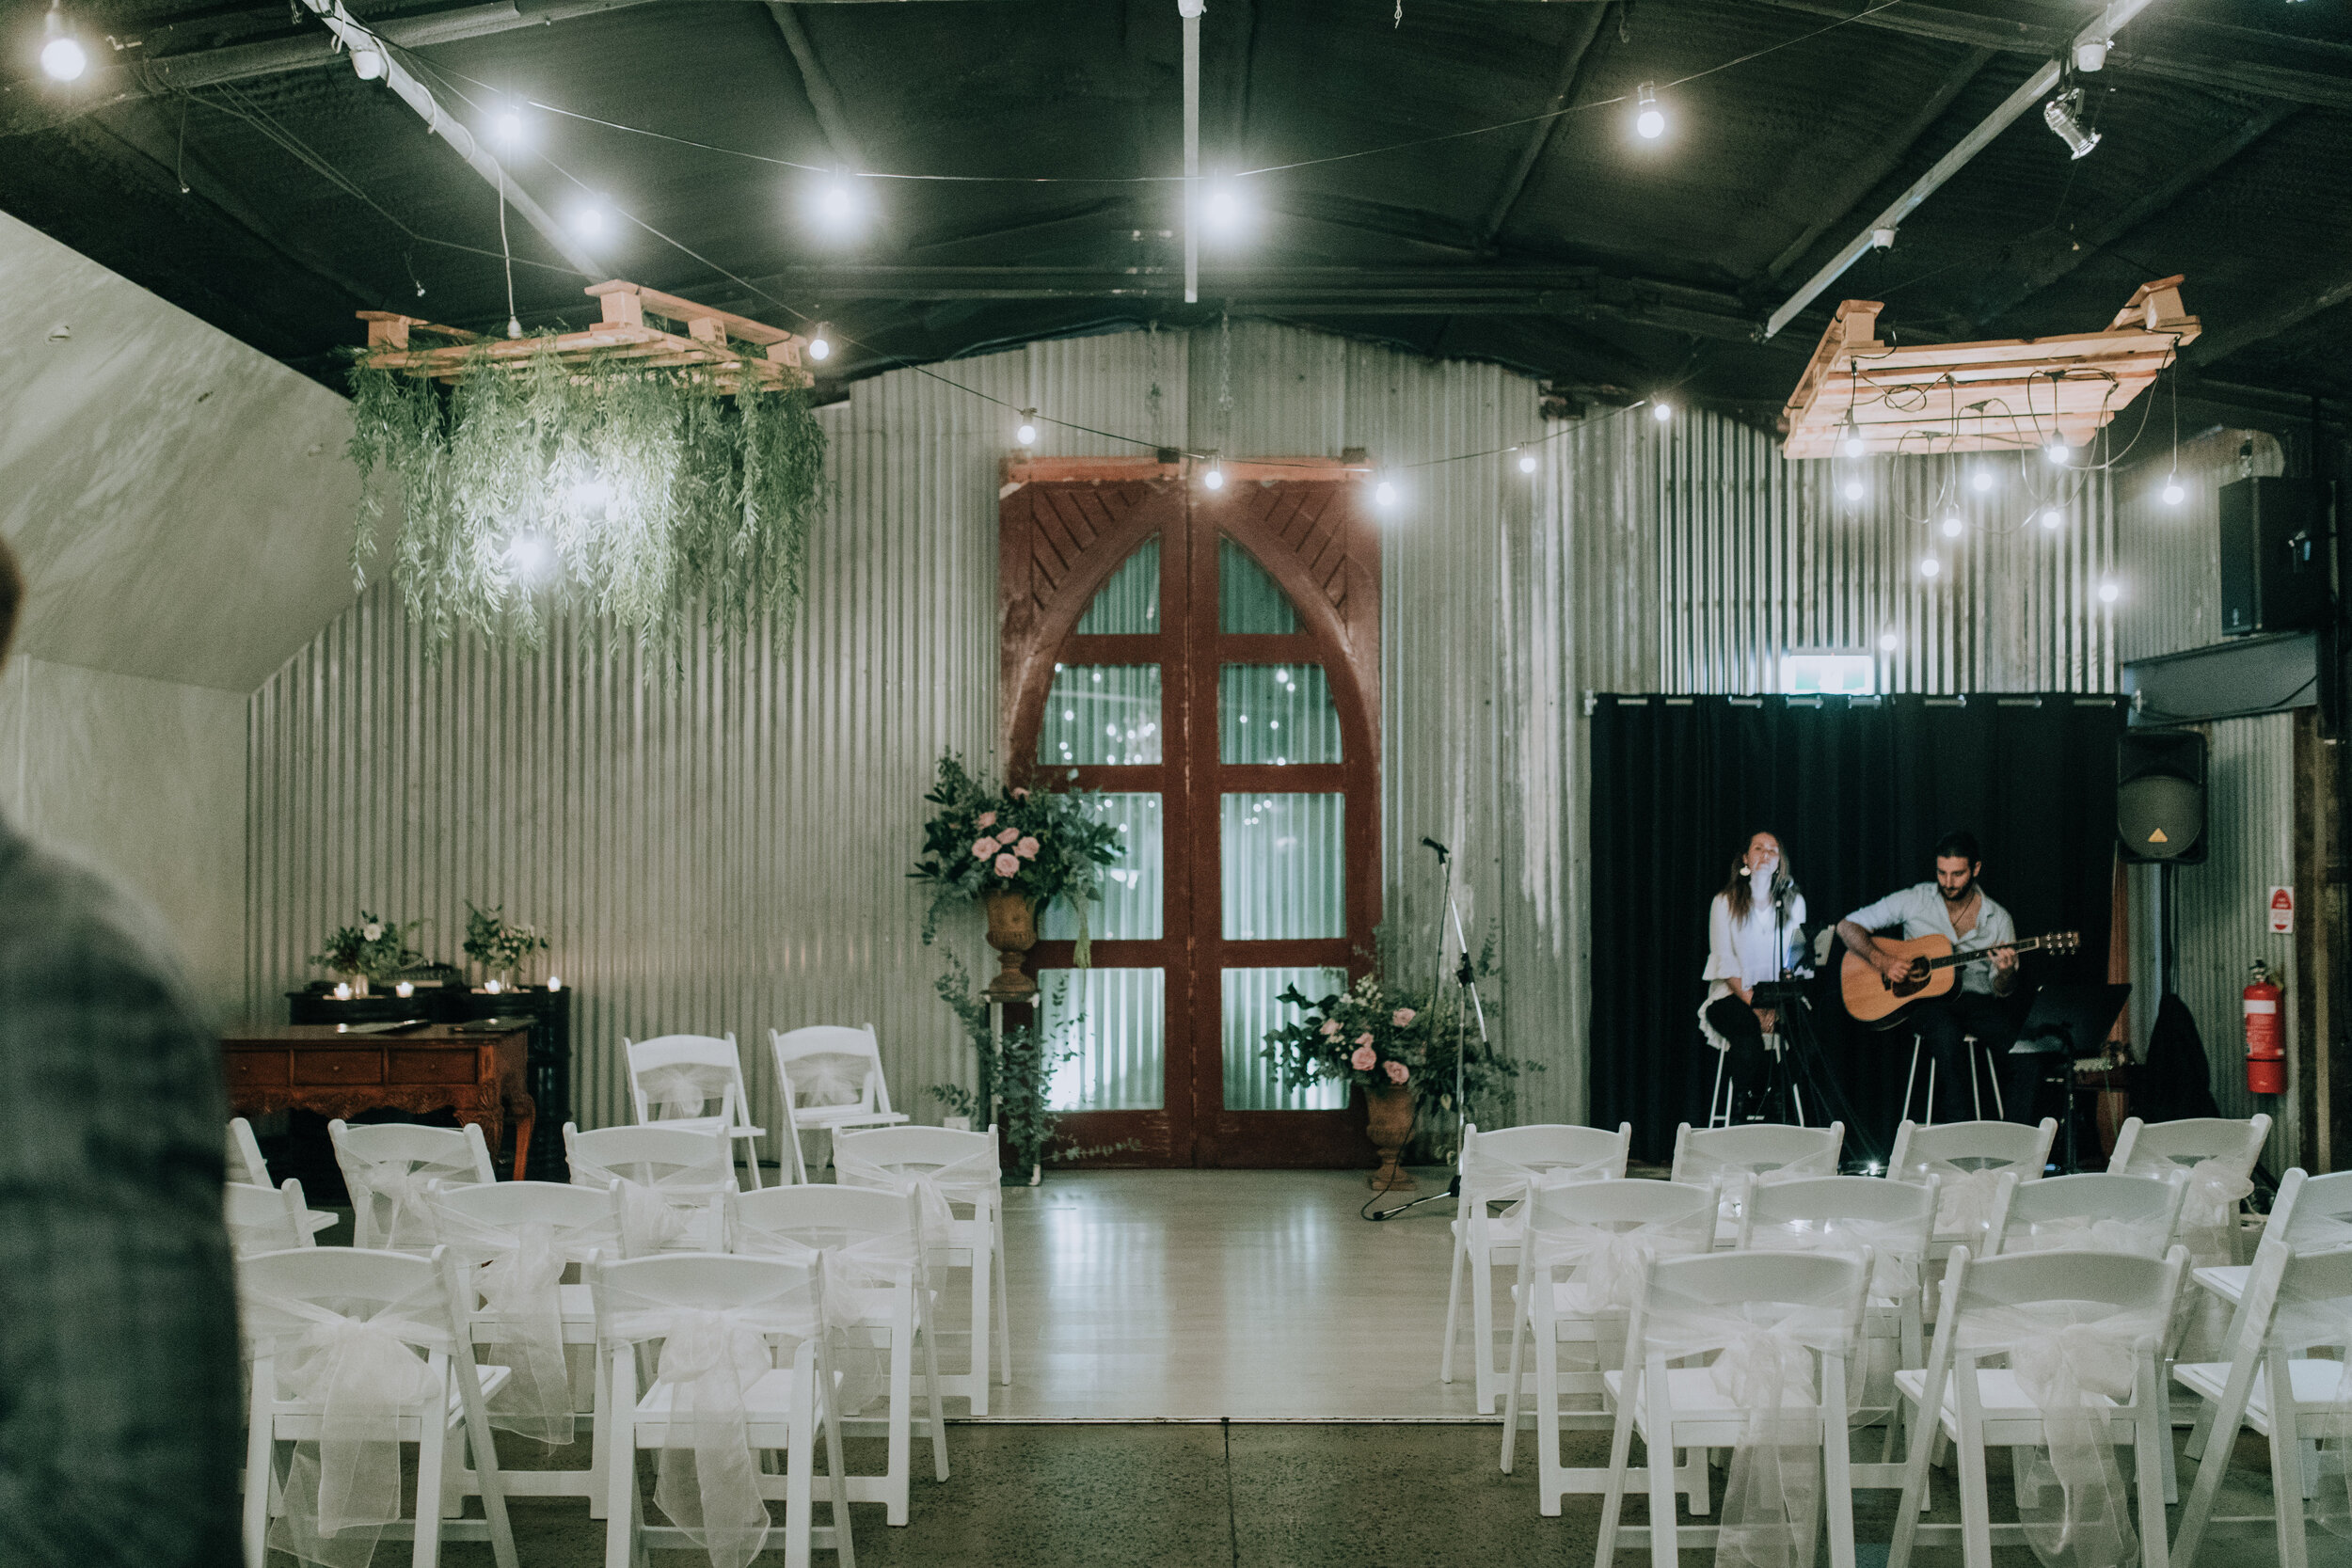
[1589,694,2122,1164]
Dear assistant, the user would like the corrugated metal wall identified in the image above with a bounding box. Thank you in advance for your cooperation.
[247,322,2137,1148]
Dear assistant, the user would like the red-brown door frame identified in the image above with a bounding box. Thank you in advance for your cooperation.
[1000,455,1382,1168]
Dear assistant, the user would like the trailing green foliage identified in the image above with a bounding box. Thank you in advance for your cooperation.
[346,346,827,663]
[926,954,1138,1176]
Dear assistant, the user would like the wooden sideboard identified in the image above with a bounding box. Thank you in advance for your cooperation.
[222,1023,533,1180]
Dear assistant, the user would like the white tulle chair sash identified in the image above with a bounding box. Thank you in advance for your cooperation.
[1682,1144,1839,1227]
[2282,1212,2352,1253]
[342,1148,483,1253]
[2254,1276,2352,1540]
[227,1210,307,1259]
[240,1274,453,1568]
[432,1198,622,1445]
[639,1062,739,1126]
[1899,1159,2023,1246]
[732,1218,923,1414]
[1743,1215,1925,1424]
[2003,1212,2174,1259]
[2122,1151,2252,1266]
[834,1142,999,1248]
[569,1147,733,1257]
[1951,1299,2169,1568]
[602,1280,825,1568]
[1503,1198,1714,1390]
[1641,1296,1863,1568]
[787,1052,872,1111]
[1461,1142,1620,1214]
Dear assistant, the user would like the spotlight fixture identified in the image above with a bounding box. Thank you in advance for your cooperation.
[1878,631,1899,653]
[1940,514,1964,539]
[2041,508,2063,531]
[2161,474,2184,506]
[1650,399,1674,423]
[1843,477,1865,502]
[1634,82,1664,141]
[350,41,387,80]
[2097,579,2122,604]
[805,323,834,362]
[2042,88,2101,160]
[39,1,86,81]
[1969,466,1994,493]
[1919,555,1943,578]
[1015,409,1039,447]
[1517,451,1538,475]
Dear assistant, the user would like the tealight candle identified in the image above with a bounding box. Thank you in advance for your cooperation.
[394,981,415,999]
[547,975,563,992]
[333,981,353,1000]
[484,978,503,995]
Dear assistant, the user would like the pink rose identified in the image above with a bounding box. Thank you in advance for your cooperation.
[1015,835,1041,859]
[977,811,997,829]
[1319,1020,1342,1037]
[997,826,1020,845]
[1385,1060,1409,1085]
[1349,1044,1377,1071]
[972,837,997,859]
[1354,1032,1374,1047]
[1011,787,1031,800]
[1391,1007,1417,1026]
[993,853,1021,878]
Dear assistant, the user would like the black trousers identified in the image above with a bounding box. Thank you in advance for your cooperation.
[1705,997,1775,1119]
[1910,990,2037,1125]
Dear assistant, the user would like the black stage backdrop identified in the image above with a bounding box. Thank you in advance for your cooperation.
[1588,694,2123,1164]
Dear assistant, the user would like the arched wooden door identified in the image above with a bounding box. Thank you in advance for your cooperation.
[1001,455,1382,1167]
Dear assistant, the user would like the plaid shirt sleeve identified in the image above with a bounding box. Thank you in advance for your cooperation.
[0,830,242,1568]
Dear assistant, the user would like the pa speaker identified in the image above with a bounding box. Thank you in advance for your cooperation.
[2218,478,2328,637]
[2118,730,2206,863]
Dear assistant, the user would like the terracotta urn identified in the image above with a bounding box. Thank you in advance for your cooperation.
[1364,1082,1418,1193]
[981,892,1040,1003]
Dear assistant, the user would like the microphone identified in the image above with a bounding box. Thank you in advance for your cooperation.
[1422,837,1451,864]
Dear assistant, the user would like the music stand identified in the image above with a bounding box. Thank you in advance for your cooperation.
[2010,982,2133,1173]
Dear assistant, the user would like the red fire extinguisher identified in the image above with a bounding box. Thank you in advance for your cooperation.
[2245,959,2284,1096]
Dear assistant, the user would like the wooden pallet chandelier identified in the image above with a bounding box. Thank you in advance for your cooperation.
[358,279,814,389]
[1780,276,2199,459]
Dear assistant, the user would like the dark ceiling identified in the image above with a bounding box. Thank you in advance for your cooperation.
[4,0,2348,430]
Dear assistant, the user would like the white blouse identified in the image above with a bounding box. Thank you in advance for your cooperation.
[1698,875,1807,1048]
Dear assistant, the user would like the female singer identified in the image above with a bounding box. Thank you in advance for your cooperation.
[1700,830,1807,1122]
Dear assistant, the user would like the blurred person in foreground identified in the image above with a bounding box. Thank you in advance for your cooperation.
[0,531,241,1565]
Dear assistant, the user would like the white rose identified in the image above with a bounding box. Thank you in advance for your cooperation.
[363,923,384,942]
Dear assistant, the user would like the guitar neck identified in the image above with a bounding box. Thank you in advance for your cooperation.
[1920,935,2054,973]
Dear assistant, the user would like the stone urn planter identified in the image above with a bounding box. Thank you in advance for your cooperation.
[981,891,1040,1003]
[1364,1082,1418,1193]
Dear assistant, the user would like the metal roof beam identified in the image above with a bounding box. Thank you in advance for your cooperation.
[2187,267,2352,370]
[1762,0,2159,342]
[1474,4,1610,250]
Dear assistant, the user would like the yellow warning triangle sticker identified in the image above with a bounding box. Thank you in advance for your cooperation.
[2149,828,2169,843]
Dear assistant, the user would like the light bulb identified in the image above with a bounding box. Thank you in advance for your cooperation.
[1201,180,1247,236]
[2098,579,2121,604]
[1518,451,1538,475]
[1970,467,1994,493]
[2042,508,2063,530]
[814,175,862,230]
[573,202,607,239]
[1651,400,1674,423]
[1203,465,1225,491]
[1841,428,1865,458]
[1941,514,1963,539]
[1843,478,1865,501]
[2162,475,2184,506]
[2044,438,2069,466]
[492,107,525,147]
[1374,479,1399,509]
[1920,555,1942,578]
[1015,410,1038,447]
[39,17,85,82]
[806,323,833,362]
[1878,631,1899,653]
[1634,82,1664,141]
[509,533,550,576]
[350,43,386,80]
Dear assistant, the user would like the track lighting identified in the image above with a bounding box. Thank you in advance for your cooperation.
[806,324,833,362]
[1016,409,1038,447]
[2042,88,2101,160]
[1634,82,1664,141]
[40,1,86,81]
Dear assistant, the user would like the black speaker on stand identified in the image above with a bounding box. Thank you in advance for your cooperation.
[2119,728,2207,1003]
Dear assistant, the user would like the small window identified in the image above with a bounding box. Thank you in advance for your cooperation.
[1781,652,1876,696]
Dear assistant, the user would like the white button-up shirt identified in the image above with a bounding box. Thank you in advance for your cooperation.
[1843,881,2015,994]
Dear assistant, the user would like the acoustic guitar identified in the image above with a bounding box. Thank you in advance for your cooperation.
[1840,929,2081,1029]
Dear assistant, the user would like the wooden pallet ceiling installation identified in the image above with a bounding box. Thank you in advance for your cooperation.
[1780,277,2201,458]
[358,280,813,391]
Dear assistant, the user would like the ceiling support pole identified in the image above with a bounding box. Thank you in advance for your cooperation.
[1182,0,1202,305]
[1762,0,2157,341]
[295,0,600,280]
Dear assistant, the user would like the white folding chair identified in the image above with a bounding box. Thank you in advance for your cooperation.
[2110,1114,2271,1268]
[225,1179,320,1259]
[330,1119,497,1251]
[432,1180,624,1518]
[2172,1236,2352,1568]
[228,1116,272,1186]
[1887,1245,2187,1568]
[564,1118,733,1255]
[1594,1248,1873,1568]
[237,1245,517,1568]
[770,1025,909,1181]
[1994,1170,2189,1259]
[1441,1120,1631,1414]
[625,1032,770,1192]
[1740,1173,1939,1492]
[593,1252,856,1568]
[834,1123,1009,1415]
[1670,1120,1845,1244]
[1887,1117,2056,1261]
[2184,1167,2352,1465]
[1498,1176,1719,1516]
[737,1183,950,1525]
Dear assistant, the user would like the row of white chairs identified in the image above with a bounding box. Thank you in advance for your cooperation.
[621,1025,911,1192]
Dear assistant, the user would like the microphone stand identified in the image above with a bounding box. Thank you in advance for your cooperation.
[1367,837,1491,1221]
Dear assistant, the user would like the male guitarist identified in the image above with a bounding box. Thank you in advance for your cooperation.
[1836,831,2031,1125]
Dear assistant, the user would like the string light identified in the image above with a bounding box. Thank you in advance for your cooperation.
[2044,438,2069,466]
[806,323,833,362]
[1374,476,1400,510]
[2161,474,2184,506]
[1203,460,1225,490]
[1969,466,1994,493]
[1651,399,1674,423]
[1201,179,1248,238]
[1015,409,1038,447]
[1878,630,1899,653]
[1839,414,1865,459]
[811,172,865,234]
[491,105,527,148]
[1919,555,1942,578]
[40,1,86,81]
[2042,508,2063,530]
[1843,477,1865,501]
[571,201,608,239]
[1634,82,1665,140]
[1940,513,1963,539]
[1516,450,1537,474]
[2097,579,2121,604]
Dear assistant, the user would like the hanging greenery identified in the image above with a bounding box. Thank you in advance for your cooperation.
[345,345,827,661]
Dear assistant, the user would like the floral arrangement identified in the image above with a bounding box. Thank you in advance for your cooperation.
[910,752,1121,958]
[310,912,425,984]
[462,901,548,979]
[1263,973,1438,1096]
